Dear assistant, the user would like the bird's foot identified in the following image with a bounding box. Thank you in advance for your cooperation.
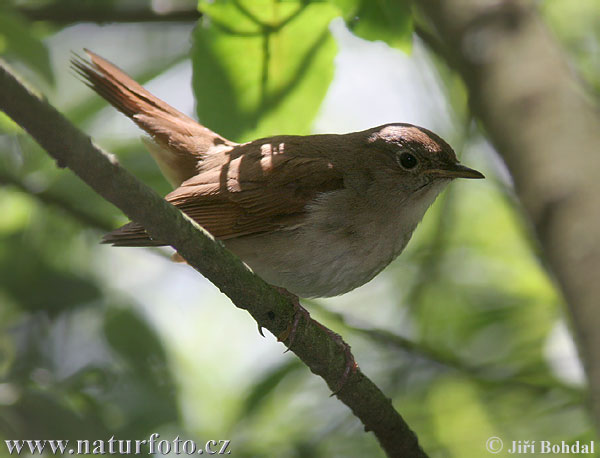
[274,287,357,393]
[312,322,357,395]
[275,288,309,350]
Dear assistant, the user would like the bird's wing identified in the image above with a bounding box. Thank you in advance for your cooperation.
[102,147,345,246]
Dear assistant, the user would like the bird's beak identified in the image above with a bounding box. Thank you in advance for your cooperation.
[426,163,485,179]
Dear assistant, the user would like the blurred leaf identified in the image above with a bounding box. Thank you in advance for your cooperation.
[241,359,303,418]
[0,112,21,134]
[0,5,54,85]
[0,235,101,315]
[0,135,123,231]
[103,308,167,376]
[0,190,32,235]
[6,391,107,440]
[193,0,338,141]
[541,0,600,94]
[427,377,497,458]
[331,0,413,51]
[102,308,179,433]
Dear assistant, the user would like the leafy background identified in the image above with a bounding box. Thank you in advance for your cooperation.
[0,0,598,456]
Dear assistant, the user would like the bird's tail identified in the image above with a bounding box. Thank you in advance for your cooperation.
[71,49,234,186]
[101,221,162,247]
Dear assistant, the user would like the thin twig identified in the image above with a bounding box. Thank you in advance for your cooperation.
[17,4,201,25]
[306,301,583,398]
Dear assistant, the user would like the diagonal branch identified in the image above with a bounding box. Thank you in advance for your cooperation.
[307,301,584,398]
[417,0,600,429]
[16,3,201,25]
[0,59,427,458]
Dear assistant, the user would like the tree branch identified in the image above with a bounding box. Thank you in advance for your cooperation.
[417,0,600,428]
[0,60,427,458]
[16,3,201,25]
[307,301,584,398]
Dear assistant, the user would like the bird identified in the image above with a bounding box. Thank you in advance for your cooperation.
[72,49,484,300]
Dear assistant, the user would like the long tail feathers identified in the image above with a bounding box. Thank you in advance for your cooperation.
[71,49,234,186]
[72,49,236,248]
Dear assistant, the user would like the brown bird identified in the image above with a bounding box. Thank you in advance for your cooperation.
[72,50,484,299]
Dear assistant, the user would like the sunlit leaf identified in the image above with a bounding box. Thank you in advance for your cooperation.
[427,378,497,457]
[193,0,338,141]
[0,191,32,235]
[331,0,413,51]
[0,111,21,133]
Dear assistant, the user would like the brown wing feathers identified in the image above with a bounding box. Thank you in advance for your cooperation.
[76,50,346,247]
[101,160,344,246]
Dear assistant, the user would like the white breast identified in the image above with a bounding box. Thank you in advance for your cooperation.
[226,182,448,297]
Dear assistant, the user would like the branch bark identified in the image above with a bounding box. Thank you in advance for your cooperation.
[0,60,426,458]
[17,3,201,25]
[417,0,600,428]
[309,301,584,398]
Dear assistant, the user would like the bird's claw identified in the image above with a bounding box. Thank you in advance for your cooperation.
[329,337,357,395]
[276,292,309,352]
[257,323,266,338]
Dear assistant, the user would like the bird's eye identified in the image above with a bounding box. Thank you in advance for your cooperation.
[397,152,418,170]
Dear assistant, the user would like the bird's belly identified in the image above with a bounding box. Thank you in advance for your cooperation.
[224,223,412,298]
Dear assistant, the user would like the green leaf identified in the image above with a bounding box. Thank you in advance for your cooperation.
[331,0,413,51]
[0,5,54,85]
[192,0,338,141]
[8,391,108,439]
[541,0,600,94]
[102,308,179,432]
[0,235,101,315]
[103,308,168,375]
[241,359,303,418]
[0,111,21,133]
